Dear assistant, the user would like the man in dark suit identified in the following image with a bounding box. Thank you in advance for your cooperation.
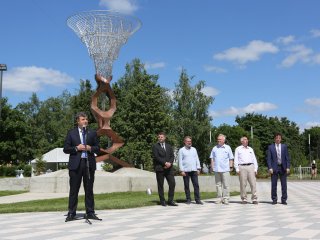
[63,112,100,221]
[267,133,290,205]
[152,132,178,206]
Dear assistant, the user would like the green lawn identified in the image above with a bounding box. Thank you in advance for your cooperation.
[0,191,239,214]
[0,190,28,197]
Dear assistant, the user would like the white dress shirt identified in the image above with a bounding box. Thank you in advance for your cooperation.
[234,145,258,173]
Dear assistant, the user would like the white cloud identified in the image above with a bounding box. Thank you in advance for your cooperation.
[99,0,138,14]
[280,44,313,68]
[210,102,277,118]
[310,29,320,38]
[201,86,219,97]
[313,53,320,64]
[203,65,227,73]
[305,98,320,107]
[144,62,166,70]
[3,66,74,93]
[277,35,295,45]
[303,121,320,130]
[213,40,278,65]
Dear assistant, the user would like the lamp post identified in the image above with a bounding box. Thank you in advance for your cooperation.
[251,126,254,149]
[308,134,311,165]
[0,64,7,119]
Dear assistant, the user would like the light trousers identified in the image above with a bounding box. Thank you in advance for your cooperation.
[239,165,257,201]
[214,172,230,200]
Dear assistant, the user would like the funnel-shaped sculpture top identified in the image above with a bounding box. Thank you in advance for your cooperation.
[67,10,141,78]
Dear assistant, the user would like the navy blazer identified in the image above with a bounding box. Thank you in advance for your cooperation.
[152,142,174,172]
[63,127,100,171]
[267,143,290,170]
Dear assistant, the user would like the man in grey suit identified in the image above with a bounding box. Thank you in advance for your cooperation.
[267,133,290,205]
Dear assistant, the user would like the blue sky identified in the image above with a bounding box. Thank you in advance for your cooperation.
[2,0,320,130]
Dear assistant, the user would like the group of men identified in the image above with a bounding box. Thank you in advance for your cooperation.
[62,112,291,222]
[153,132,291,207]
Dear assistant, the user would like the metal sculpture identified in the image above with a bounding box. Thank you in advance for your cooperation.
[67,10,141,167]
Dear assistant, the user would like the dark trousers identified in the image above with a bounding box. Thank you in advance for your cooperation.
[271,165,287,202]
[183,171,200,201]
[68,158,95,215]
[156,169,175,203]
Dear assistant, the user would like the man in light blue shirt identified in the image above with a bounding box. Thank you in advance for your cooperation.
[178,136,203,205]
[210,134,234,205]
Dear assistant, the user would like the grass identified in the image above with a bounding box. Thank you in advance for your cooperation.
[0,190,28,197]
[0,191,239,214]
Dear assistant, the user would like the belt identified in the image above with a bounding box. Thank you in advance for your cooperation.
[239,163,253,166]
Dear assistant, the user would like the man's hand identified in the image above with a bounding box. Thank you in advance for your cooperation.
[269,169,273,175]
[197,170,201,175]
[76,144,91,151]
[180,171,186,176]
[286,168,290,175]
[236,171,240,176]
[164,162,172,168]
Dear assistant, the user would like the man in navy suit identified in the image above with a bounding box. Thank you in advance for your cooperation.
[63,112,100,221]
[267,133,290,205]
[152,132,177,206]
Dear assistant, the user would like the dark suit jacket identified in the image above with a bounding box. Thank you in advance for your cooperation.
[267,143,290,170]
[152,142,174,172]
[63,127,100,171]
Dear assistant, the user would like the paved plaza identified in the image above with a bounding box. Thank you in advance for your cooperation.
[0,181,319,240]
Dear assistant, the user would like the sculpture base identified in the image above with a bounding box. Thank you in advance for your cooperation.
[96,151,133,168]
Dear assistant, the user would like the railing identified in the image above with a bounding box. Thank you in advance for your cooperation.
[293,166,311,179]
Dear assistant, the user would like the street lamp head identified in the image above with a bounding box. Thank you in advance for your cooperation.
[0,64,7,71]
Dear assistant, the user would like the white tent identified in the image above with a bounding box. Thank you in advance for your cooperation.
[31,148,69,175]
[31,148,103,176]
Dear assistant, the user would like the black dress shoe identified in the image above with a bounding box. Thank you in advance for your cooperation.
[196,200,204,205]
[186,199,191,205]
[160,201,167,207]
[86,213,102,221]
[281,201,287,205]
[65,213,76,222]
[272,201,277,205]
[168,201,178,206]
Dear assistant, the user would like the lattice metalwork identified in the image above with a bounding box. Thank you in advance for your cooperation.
[67,10,141,78]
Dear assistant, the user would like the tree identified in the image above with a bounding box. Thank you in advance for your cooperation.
[0,98,34,164]
[111,59,172,170]
[35,92,74,154]
[16,91,74,158]
[302,127,320,164]
[172,69,213,167]
[213,124,264,167]
[69,79,95,124]
[236,113,306,167]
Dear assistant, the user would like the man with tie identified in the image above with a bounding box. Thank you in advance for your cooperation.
[63,112,100,221]
[267,133,290,205]
[152,132,177,206]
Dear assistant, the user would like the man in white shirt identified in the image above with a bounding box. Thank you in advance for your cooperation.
[210,134,234,205]
[178,136,203,205]
[234,136,258,204]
